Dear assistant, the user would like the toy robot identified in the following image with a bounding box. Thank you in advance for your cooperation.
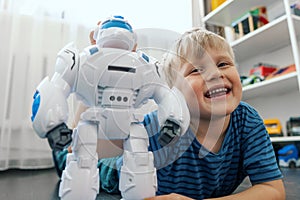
[31,16,190,200]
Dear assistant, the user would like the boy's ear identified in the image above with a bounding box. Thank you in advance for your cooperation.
[132,43,137,52]
[89,31,96,45]
[89,21,102,45]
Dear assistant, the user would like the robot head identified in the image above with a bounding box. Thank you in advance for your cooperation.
[93,15,137,51]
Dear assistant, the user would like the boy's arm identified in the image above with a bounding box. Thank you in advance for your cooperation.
[71,102,88,128]
[208,179,285,200]
[144,179,285,200]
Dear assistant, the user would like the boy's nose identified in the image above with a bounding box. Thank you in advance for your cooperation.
[205,66,223,81]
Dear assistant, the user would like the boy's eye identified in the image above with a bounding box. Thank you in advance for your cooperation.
[190,66,205,74]
[218,62,230,68]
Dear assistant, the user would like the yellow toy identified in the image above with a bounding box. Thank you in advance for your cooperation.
[264,119,283,137]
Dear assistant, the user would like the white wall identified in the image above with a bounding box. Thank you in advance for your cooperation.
[6,0,193,34]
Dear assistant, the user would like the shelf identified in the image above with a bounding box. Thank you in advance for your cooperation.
[242,72,298,101]
[232,15,300,63]
[202,0,300,143]
[203,0,277,26]
[271,136,300,142]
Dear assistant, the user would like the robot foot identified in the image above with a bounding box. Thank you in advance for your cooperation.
[59,154,99,200]
[119,167,157,200]
[119,151,157,200]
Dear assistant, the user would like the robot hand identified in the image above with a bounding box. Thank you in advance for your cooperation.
[158,119,181,147]
[154,87,190,147]
[46,123,72,151]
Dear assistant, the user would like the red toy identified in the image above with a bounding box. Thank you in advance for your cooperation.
[266,64,296,80]
[250,63,277,78]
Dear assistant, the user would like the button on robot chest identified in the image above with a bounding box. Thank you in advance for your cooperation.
[98,87,136,108]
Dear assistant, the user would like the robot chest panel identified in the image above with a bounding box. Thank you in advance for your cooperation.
[97,67,143,107]
[77,49,145,107]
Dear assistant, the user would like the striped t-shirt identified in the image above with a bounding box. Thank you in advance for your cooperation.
[143,101,282,199]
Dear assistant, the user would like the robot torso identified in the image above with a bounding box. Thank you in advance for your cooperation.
[76,45,158,109]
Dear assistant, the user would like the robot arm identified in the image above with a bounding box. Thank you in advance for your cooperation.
[153,85,190,146]
[134,54,190,146]
[31,43,79,149]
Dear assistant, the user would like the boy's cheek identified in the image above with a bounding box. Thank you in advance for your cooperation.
[173,73,188,91]
[180,84,200,111]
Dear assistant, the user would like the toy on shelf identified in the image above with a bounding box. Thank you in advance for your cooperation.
[278,144,300,168]
[263,118,283,137]
[250,63,277,79]
[287,116,300,136]
[231,6,269,39]
[291,1,300,16]
[265,64,296,80]
[30,15,190,200]
[211,0,227,11]
[240,74,263,87]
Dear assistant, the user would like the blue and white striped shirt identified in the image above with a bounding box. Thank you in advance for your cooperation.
[143,101,282,199]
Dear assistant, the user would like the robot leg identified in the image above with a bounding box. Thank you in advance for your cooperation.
[59,121,99,200]
[119,123,157,200]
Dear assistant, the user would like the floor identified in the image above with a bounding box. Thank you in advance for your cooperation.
[0,168,121,200]
[0,167,299,200]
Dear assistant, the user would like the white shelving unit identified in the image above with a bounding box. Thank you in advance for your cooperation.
[201,0,300,142]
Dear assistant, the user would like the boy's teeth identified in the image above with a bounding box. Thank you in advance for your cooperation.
[209,88,227,95]
[205,87,228,98]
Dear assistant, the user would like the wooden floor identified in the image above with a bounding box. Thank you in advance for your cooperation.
[0,167,299,200]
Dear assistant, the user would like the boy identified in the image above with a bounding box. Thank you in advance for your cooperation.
[54,28,285,199]
[143,28,285,199]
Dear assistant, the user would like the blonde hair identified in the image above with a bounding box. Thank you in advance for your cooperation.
[162,27,235,87]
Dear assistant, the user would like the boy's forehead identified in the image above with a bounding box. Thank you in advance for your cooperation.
[182,47,233,67]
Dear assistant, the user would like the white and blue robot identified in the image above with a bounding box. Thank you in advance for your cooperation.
[31,16,190,200]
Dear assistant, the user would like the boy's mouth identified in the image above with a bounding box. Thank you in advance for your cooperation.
[204,87,231,98]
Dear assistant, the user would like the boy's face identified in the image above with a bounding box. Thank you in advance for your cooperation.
[175,47,242,120]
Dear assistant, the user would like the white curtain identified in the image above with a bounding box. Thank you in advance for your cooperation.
[135,28,180,62]
[0,2,90,170]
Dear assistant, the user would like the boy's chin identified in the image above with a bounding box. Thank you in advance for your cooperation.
[201,105,234,118]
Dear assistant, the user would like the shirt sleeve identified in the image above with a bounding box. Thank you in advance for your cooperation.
[240,105,283,184]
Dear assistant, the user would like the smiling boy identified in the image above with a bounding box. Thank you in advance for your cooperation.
[144,28,285,199]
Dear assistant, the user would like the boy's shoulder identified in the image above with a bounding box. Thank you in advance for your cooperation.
[237,101,254,109]
[232,101,263,126]
[235,101,259,116]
